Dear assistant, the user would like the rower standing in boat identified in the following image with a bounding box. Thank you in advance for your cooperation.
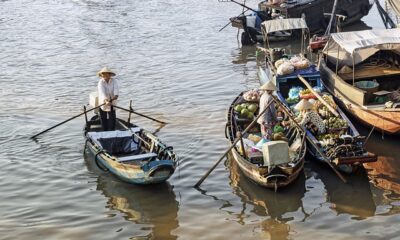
[97,67,119,131]
[257,81,278,138]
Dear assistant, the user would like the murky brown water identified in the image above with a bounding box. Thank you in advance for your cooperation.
[1,0,399,239]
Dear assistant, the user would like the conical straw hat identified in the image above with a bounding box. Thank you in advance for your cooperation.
[97,67,116,77]
[259,80,277,91]
[295,99,313,111]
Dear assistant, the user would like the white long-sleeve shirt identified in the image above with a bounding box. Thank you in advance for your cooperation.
[257,92,276,125]
[98,78,119,111]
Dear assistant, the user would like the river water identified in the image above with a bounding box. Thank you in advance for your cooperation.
[1,0,399,239]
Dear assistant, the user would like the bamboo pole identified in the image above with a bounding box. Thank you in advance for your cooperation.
[297,74,340,117]
[194,99,275,188]
[272,95,347,183]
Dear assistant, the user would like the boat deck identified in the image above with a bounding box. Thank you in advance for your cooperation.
[339,65,400,81]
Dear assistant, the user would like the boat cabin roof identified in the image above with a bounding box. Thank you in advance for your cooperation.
[323,28,400,66]
[261,18,308,34]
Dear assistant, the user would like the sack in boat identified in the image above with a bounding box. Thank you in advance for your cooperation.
[293,59,310,70]
[247,134,262,144]
[277,62,295,75]
[274,58,289,69]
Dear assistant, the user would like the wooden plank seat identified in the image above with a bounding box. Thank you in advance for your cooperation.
[117,152,158,163]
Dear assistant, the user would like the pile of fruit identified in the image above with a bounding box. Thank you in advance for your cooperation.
[243,89,261,101]
[316,133,340,147]
[323,117,348,129]
[299,89,316,99]
[286,97,300,105]
[234,103,258,120]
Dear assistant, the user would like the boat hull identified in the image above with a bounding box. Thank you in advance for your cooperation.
[230,148,304,188]
[319,60,400,135]
[226,92,306,190]
[86,142,175,184]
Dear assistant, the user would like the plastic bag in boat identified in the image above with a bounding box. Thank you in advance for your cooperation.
[277,62,294,75]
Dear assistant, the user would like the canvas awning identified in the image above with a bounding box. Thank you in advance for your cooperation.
[261,18,308,34]
[323,28,400,66]
[387,0,400,18]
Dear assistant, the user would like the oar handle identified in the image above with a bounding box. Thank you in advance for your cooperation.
[297,74,339,117]
[31,103,105,139]
[113,105,166,125]
[194,98,274,188]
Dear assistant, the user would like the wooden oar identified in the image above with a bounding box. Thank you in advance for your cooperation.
[219,9,250,32]
[118,120,152,148]
[272,95,347,183]
[31,103,105,139]
[297,74,339,117]
[114,105,166,125]
[194,99,274,188]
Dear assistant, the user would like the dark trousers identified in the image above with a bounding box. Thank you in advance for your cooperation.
[99,107,116,131]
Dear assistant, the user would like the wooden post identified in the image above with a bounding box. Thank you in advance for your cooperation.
[352,53,355,86]
[335,45,340,74]
[83,105,88,124]
[127,100,132,124]
[237,132,247,159]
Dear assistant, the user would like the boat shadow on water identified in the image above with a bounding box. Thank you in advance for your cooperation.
[83,153,180,240]
[199,154,307,239]
[306,160,376,220]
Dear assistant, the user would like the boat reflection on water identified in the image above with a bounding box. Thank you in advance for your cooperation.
[307,161,376,220]
[226,154,306,239]
[363,134,400,215]
[84,154,179,240]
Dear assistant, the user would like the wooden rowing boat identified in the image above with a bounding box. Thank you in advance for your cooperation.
[225,92,307,190]
[84,114,178,184]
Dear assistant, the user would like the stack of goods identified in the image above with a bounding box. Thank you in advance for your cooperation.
[243,89,261,102]
[286,87,302,105]
[234,103,258,120]
[323,117,348,132]
[274,55,311,76]
[299,89,316,99]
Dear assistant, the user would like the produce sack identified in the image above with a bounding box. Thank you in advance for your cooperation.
[277,62,294,75]
[293,59,310,70]
[274,58,289,69]
[289,56,302,64]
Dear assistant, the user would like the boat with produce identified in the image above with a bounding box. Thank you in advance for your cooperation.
[259,64,378,172]
[257,18,377,172]
[83,100,178,184]
[224,0,372,45]
[225,90,307,190]
[319,28,400,135]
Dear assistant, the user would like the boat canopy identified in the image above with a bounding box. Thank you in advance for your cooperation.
[387,0,400,18]
[261,18,308,34]
[323,28,400,66]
